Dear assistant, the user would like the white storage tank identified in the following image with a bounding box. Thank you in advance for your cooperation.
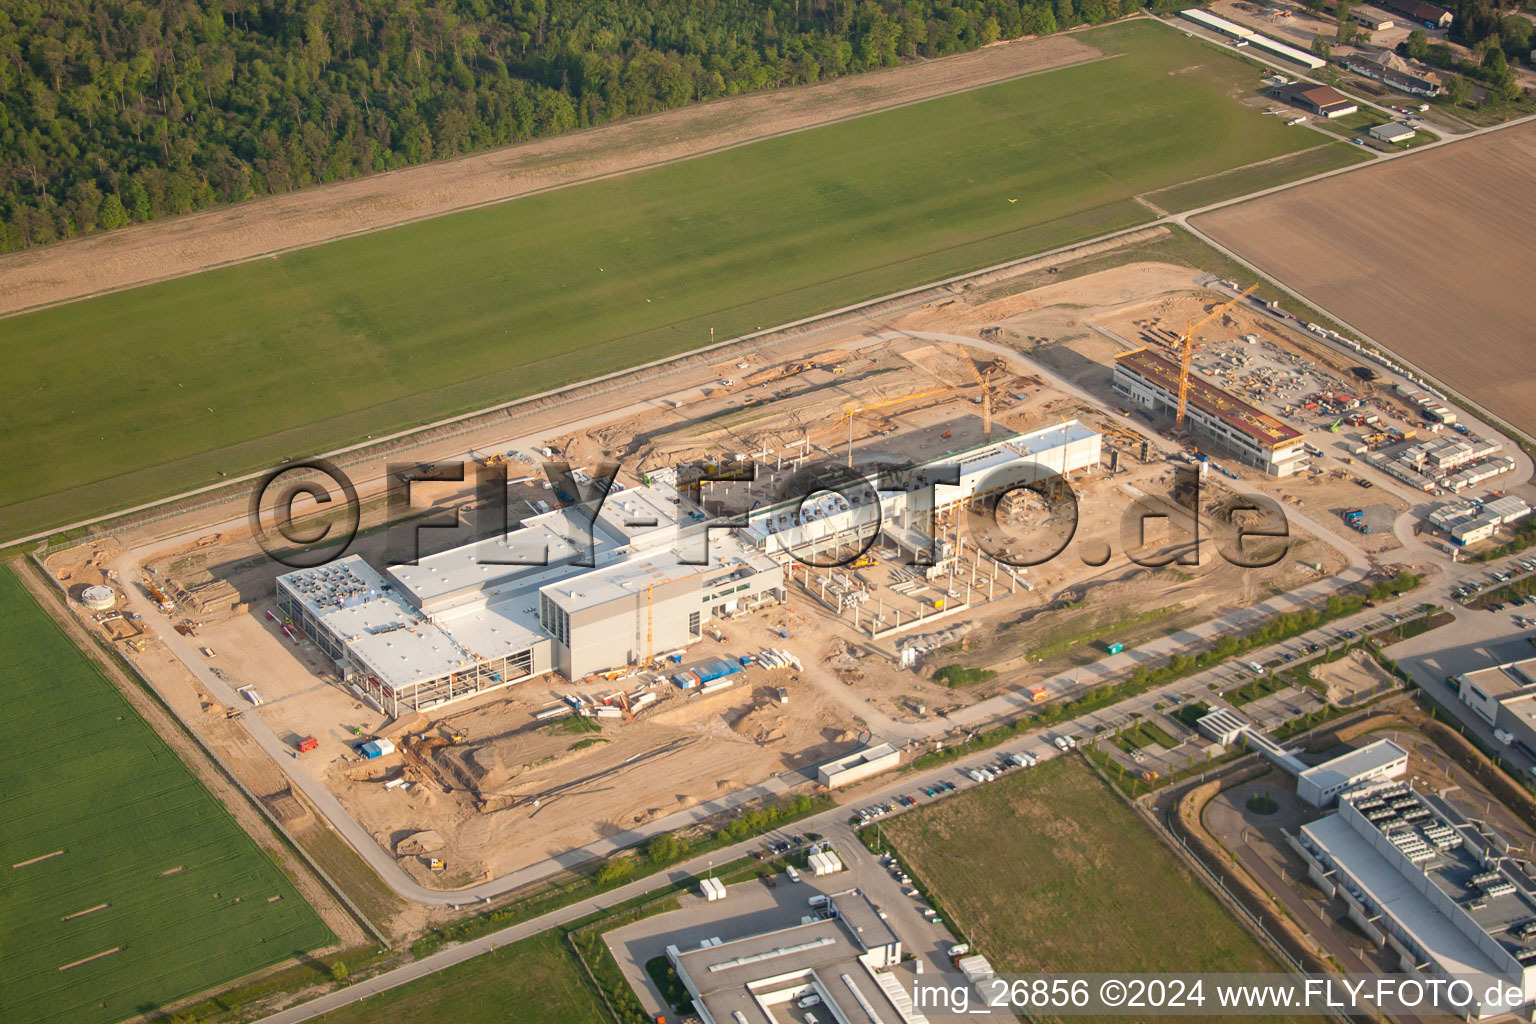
[81,585,116,611]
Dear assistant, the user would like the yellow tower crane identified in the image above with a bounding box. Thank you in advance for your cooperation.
[1175,284,1259,430]
[840,389,950,466]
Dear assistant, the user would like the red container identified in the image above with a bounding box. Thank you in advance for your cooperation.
[297,736,319,752]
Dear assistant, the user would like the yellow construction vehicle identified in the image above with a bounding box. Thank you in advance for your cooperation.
[851,553,879,568]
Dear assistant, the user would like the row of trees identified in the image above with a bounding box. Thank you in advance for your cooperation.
[1404,16,1530,104]
[0,0,1147,252]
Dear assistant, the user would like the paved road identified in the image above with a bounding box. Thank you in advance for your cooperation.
[116,291,1502,911]
[248,542,1536,1022]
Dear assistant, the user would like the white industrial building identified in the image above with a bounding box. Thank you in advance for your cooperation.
[744,421,1102,561]
[1194,710,1407,808]
[1178,8,1328,68]
[817,744,901,788]
[1296,738,1409,807]
[277,424,1101,717]
[1427,495,1532,546]
[668,888,917,1024]
[277,482,785,716]
[1298,779,1536,1017]
[1455,657,1536,759]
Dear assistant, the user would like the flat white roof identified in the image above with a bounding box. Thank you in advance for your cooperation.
[388,514,607,607]
[1304,814,1504,978]
[434,596,549,660]
[1298,738,1408,791]
[821,743,899,771]
[542,533,776,613]
[279,556,473,686]
[389,483,691,607]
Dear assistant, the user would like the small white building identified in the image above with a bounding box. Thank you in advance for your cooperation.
[1297,739,1409,807]
[1197,707,1250,746]
[1368,121,1417,144]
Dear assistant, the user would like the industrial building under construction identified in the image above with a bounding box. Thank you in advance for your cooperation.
[276,421,1102,717]
[1111,347,1308,476]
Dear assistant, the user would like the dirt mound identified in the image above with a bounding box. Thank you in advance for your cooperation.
[729,703,788,745]
[395,830,446,856]
[1313,649,1396,705]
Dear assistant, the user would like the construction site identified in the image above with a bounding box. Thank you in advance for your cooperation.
[42,249,1410,891]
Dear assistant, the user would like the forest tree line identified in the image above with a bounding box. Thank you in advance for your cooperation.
[0,0,1151,251]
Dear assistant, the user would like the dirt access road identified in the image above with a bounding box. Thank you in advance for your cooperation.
[1194,122,1536,437]
[0,34,1098,318]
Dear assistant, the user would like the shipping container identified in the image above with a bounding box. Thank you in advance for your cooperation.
[359,738,396,759]
[296,735,319,753]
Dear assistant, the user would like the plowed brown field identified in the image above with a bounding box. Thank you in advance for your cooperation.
[1195,123,1536,435]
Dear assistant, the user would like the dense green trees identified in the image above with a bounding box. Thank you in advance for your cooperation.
[0,0,1141,252]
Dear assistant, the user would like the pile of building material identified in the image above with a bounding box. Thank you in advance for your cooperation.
[672,658,744,690]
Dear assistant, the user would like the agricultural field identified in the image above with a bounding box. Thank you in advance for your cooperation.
[311,931,602,1024]
[881,757,1300,1015]
[0,567,333,1024]
[1,19,1337,540]
[1195,122,1536,437]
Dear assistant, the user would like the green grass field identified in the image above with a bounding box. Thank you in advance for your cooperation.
[311,931,602,1024]
[0,567,333,1024]
[1,19,1339,539]
[1142,141,1370,213]
[880,758,1301,1015]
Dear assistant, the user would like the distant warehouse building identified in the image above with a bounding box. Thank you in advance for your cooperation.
[1112,348,1308,476]
[1426,495,1532,546]
[668,888,911,1023]
[1269,83,1361,118]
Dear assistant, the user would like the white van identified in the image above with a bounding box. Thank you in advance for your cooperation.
[808,894,829,908]
[786,865,801,883]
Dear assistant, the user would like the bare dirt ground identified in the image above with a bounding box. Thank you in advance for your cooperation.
[0,34,1099,318]
[1194,123,1536,437]
[47,256,1370,894]
[1312,648,1396,705]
